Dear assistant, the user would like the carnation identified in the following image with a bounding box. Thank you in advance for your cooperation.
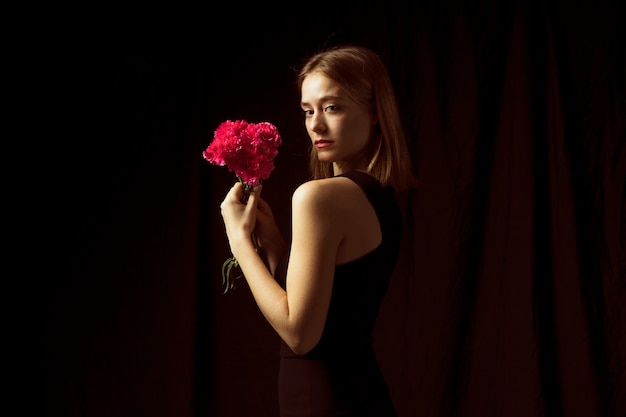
[203,120,282,187]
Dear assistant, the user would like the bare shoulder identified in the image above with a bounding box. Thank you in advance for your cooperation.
[292,177,360,210]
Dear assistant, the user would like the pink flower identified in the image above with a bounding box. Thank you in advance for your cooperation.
[203,120,282,187]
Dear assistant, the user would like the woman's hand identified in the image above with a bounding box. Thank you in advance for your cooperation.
[220,182,259,255]
[255,197,285,250]
[255,196,288,274]
[220,182,287,275]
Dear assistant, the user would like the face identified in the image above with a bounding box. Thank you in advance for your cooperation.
[300,72,377,174]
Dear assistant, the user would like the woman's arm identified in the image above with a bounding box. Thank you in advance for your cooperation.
[254,195,288,276]
[220,180,345,354]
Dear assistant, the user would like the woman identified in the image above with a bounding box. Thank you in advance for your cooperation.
[220,45,416,417]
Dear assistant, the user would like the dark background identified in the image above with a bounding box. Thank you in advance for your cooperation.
[40,1,624,416]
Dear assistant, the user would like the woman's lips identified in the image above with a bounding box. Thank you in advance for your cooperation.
[315,140,333,149]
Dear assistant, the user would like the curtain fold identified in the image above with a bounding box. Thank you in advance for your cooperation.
[375,1,624,416]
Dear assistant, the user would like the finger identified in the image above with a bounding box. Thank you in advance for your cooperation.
[244,184,261,202]
[232,181,244,194]
[247,185,262,200]
[220,182,243,214]
[246,186,261,212]
[256,198,269,214]
[256,198,274,219]
[224,182,244,202]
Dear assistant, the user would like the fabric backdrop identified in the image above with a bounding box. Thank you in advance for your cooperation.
[43,1,624,416]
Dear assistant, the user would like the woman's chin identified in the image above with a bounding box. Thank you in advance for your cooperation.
[315,153,335,163]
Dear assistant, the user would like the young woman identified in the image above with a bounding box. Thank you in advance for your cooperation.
[220,45,416,417]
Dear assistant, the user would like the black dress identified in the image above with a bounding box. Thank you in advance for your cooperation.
[278,170,402,417]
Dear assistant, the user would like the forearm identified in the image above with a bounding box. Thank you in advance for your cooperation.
[233,239,291,338]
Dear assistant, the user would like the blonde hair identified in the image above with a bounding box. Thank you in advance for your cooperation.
[297,45,416,191]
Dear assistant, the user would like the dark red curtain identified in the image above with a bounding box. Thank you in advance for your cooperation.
[43,1,625,416]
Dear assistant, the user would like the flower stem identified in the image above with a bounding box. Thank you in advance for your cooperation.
[239,177,252,203]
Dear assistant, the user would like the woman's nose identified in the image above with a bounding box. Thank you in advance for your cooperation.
[309,112,326,133]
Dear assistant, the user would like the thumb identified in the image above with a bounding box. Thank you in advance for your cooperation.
[245,185,262,212]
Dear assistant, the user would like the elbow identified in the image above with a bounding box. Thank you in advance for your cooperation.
[286,341,314,355]
[284,333,320,355]
[280,315,325,354]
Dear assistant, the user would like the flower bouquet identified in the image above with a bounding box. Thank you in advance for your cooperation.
[203,120,282,293]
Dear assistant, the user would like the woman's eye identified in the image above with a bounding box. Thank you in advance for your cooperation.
[325,105,337,112]
[302,109,313,116]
